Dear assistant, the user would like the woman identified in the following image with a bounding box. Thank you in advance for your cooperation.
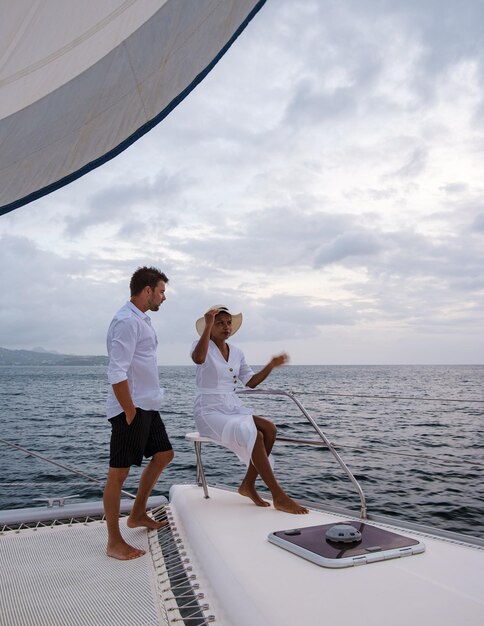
[191,305,308,514]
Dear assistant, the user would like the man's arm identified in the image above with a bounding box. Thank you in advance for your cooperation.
[107,317,137,423]
[111,380,137,424]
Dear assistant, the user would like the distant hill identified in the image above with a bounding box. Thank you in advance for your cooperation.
[0,346,108,366]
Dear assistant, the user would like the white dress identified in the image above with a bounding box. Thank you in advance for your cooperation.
[191,340,271,467]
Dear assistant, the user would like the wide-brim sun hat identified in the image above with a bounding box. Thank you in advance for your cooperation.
[196,304,243,337]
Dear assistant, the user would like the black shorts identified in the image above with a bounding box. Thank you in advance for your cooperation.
[108,408,172,468]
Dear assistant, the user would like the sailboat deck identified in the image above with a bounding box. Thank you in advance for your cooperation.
[169,484,484,626]
[1,486,483,626]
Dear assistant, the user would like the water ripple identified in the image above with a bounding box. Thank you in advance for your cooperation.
[0,364,483,538]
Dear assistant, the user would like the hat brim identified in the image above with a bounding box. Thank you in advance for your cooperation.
[196,305,243,337]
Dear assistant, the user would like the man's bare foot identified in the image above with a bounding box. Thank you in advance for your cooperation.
[273,494,309,514]
[127,513,168,530]
[238,483,271,507]
[106,540,146,560]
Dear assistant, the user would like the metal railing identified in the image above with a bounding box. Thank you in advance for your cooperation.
[237,388,368,518]
[0,437,135,500]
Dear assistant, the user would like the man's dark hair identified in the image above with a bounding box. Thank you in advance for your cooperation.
[130,266,169,296]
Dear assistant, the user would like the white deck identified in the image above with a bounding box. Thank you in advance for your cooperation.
[169,484,484,626]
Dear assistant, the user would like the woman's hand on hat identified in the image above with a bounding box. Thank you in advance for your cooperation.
[270,353,289,369]
[204,308,219,328]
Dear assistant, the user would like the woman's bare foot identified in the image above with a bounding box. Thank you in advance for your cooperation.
[127,513,168,530]
[273,494,309,514]
[106,540,146,560]
[238,483,271,507]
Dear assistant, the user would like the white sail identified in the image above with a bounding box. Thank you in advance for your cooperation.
[0,0,266,215]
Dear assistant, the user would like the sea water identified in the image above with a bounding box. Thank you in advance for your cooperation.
[0,365,483,538]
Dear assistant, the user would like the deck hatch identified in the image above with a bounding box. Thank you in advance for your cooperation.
[268,521,425,568]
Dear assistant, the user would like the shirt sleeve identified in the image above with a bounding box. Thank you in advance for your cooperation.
[238,349,255,386]
[189,339,199,359]
[107,318,138,385]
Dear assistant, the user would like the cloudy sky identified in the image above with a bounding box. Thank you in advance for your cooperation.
[1,0,484,365]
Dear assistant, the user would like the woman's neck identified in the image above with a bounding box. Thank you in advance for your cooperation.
[211,337,229,361]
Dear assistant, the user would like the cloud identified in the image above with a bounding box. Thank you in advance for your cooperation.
[0,235,125,353]
[471,212,484,233]
[63,170,189,237]
[1,0,484,364]
[393,147,428,178]
[440,183,468,195]
[314,231,384,267]
[284,81,358,127]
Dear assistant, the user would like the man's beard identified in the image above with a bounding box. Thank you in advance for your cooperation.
[148,297,160,311]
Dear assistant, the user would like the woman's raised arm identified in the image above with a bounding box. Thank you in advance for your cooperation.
[191,308,218,364]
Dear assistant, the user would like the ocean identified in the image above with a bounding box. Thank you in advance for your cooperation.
[0,364,483,538]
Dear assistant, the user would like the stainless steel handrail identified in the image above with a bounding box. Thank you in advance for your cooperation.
[237,388,368,519]
[0,437,135,500]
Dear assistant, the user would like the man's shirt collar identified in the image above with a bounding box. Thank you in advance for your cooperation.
[126,300,151,322]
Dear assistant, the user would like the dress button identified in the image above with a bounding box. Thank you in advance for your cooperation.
[229,368,233,372]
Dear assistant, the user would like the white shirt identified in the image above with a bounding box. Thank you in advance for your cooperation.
[192,340,254,393]
[106,301,163,418]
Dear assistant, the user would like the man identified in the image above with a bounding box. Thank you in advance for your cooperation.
[103,266,174,560]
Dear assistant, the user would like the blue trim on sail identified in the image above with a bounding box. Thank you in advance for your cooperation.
[0,0,267,217]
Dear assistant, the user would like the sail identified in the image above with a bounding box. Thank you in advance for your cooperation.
[0,0,266,216]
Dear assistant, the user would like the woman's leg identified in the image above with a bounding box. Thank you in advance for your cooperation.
[239,416,308,514]
[238,416,275,506]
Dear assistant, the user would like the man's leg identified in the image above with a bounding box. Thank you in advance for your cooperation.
[104,467,146,560]
[128,449,174,530]
[239,416,276,506]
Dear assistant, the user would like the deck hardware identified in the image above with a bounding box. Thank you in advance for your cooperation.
[326,524,362,544]
[33,495,80,507]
